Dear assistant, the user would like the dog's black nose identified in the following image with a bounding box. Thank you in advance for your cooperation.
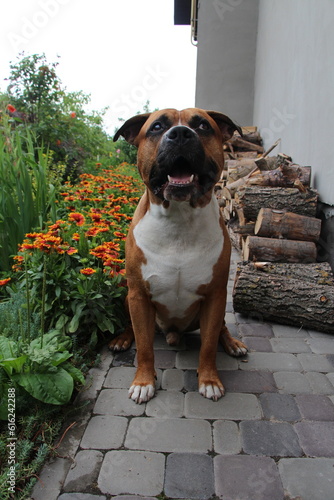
[165,126,196,145]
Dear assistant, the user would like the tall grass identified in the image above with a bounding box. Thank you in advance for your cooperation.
[0,116,58,272]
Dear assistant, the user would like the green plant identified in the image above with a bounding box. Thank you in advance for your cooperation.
[0,330,84,413]
[0,112,58,272]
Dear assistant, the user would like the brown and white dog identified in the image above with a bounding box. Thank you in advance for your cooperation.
[109,108,247,404]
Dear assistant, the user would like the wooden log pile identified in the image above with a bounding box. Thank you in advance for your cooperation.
[233,261,334,333]
[216,129,333,334]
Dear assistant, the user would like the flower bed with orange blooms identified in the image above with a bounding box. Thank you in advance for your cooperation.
[1,162,144,345]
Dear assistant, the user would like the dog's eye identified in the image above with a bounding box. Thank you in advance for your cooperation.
[151,122,163,132]
[198,121,210,131]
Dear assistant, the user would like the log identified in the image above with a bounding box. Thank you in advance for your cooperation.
[254,156,278,171]
[227,159,257,182]
[233,262,334,333]
[255,208,321,242]
[243,236,317,263]
[247,164,311,189]
[228,135,264,153]
[225,167,260,198]
[235,186,318,220]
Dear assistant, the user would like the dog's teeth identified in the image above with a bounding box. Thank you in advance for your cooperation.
[167,175,171,182]
[189,174,194,182]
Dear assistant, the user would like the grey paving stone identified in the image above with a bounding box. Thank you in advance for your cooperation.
[185,392,262,420]
[184,369,199,391]
[326,372,334,386]
[145,390,184,418]
[294,421,334,457]
[124,417,212,453]
[306,371,334,394]
[112,348,136,366]
[295,394,334,421]
[237,323,274,337]
[63,450,103,493]
[214,455,284,500]
[273,371,312,394]
[161,368,184,390]
[94,389,145,416]
[112,497,156,500]
[259,393,301,422]
[176,350,238,370]
[225,312,236,324]
[59,495,106,500]
[80,415,128,449]
[219,370,278,393]
[271,324,310,338]
[104,366,137,388]
[297,353,334,372]
[242,336,273,352]
[31,457,72,500]
[164,453,214,500]
[308,338,334,354]
[308,329,333,339]
[240,421,303,457]
[98,450,165,496]
[279,458,334,500]
[212,420,241,454]
[270,338,311,353]
[150,350,177,368]
[239,352,302,371]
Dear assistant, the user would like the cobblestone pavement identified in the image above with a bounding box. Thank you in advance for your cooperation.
[32,250,334,500]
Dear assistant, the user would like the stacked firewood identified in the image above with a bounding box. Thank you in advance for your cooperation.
[218,132,321,263]
[216,130,334,334]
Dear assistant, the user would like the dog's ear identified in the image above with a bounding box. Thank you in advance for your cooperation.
[113,113,151,146]
[206,111,242,142]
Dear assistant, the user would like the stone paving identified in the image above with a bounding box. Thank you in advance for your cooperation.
[32,250,334,500]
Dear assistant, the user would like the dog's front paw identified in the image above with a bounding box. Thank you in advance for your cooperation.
[198,372,225,401]
[129,384,155,404]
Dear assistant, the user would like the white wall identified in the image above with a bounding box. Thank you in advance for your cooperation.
[253,0,334,205]
[195,0,259,126]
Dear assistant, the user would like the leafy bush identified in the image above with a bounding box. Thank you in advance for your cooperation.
[3,53,112,176]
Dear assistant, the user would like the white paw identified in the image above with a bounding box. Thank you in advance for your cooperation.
[227,345,248,357]
[199,383,225,401]
[129,384,155,404]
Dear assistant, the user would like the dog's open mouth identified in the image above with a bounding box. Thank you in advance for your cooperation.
[160,158,199,201]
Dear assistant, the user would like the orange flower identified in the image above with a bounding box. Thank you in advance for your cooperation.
[67,247,78,255]
[70,112,76,118]
[7,104,16,113]
[0,278,11,286]
[80,267,96,276]
[68,212,85,226]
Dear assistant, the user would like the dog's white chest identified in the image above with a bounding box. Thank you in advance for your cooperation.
[133,198,224,319]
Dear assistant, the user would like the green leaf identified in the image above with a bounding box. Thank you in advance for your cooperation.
[50,351,72,366]
[62,362,85,385]
[0,336,18,360]
[13,367,74,404]
[0,355,27,375]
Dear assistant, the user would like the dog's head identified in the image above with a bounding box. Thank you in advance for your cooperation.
[114,108,241,207]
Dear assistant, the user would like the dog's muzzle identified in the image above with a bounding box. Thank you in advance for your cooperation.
[149,125,218,203]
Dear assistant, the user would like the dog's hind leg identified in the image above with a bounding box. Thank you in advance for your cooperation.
[109,295,135,351]
[219,324,247,357]
[108,324,135,351]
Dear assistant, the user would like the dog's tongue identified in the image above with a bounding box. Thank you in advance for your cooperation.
[167,173,194,185]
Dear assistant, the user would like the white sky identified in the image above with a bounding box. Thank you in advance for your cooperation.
[0,0,197,134]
